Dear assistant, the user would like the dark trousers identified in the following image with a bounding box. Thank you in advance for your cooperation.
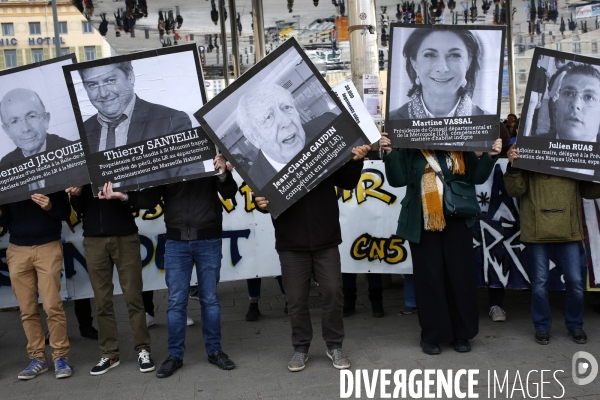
[83,234,151,358]
[409,217,479,344]
[488,287,505,307]
[142,290,154,317]
[278,246,344,353]
[341,273,382,290]
[246,276,285,300]
[74,298,93,327]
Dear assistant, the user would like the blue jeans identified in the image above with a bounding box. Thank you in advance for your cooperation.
[403,274,416,308]
[164,239,222,358]
[527,241,585,332]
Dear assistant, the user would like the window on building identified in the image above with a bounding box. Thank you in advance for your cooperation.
[32,49,44,62]
[59,22,68,34]
[84,46,96,61]
[5,49,17,68]
[60,47,70,56]
[593,41,598,54]
[573,42,581,53]
[29,22,41,35]
[82,21,93,34]
[2,23,14,36]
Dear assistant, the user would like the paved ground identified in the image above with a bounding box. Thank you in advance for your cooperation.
[1,275,599,399]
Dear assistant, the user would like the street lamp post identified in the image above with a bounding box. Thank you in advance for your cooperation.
[51,0,61,57]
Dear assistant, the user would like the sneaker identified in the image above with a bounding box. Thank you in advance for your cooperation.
[245,303,261,321]
[398,306,417,315]
[186,316,194,326]
[189,287,199,300]
[80,325,99,340]
[156,356,183,378]
[138,350,155,372]
[535,331,550,345]
[54,357,73,379]
[17,358,48,380]
[569,328,587,344]
[326,348,350,369]
[489,306,506,322]
[146,312,155,327]
[208,350,236,370]
[288,352,308,372]
[90,357,120,375]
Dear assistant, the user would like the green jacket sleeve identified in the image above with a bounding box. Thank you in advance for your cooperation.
[383,149,408,188]
[580,181,600,199]
[503,164,529,198]
[465,153,498,184]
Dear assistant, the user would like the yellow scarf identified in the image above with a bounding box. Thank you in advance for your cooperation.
[420,150,465,231]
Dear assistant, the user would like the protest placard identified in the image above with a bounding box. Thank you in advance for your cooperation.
[195,38,374,218]
[63,45,216,192]
[0,55,89,205]
[385,24,505,151]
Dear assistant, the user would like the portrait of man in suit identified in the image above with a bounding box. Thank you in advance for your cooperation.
[236,83,336,190]
[0,88,76,195]
[78,61,194,185]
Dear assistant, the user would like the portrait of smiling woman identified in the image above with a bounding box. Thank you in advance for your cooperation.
[391,29,490,119]
[387,26,503,123]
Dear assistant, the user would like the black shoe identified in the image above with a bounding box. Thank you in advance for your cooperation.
[189,286,199,300]
[208,350,236,370]
[453,339,471,352]
[80,325,99,340]
[371,301,384,318]
[245,303,261,321]
[535,330,550,345]
[569,328,587,344]
[156,356,183,378]
[420,341,441,355]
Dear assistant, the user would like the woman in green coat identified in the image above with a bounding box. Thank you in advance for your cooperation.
[381,133,502,355]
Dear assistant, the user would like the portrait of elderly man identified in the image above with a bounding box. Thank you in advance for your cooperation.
[236,83,336,190]
[0,88,76,194]
[79,61,194,185]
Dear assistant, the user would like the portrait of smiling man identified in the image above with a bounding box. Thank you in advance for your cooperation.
[77,61,194,186]
[0,88,77,194]
[236,83,336,190]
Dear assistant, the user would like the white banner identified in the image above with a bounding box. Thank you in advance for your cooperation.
[1,159,599,308]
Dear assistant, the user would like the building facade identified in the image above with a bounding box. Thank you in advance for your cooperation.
[0,0,110,70]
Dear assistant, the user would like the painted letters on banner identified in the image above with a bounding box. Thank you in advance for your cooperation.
[0,161,598,307]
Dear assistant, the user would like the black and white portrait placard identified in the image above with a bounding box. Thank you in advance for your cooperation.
[195,38,372,218]
[63,45,216,192]
[0,55,89,205]
[385,24,505,151]
[513,48,600,181]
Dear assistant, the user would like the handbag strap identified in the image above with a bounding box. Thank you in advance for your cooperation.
[429,152,451,192]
